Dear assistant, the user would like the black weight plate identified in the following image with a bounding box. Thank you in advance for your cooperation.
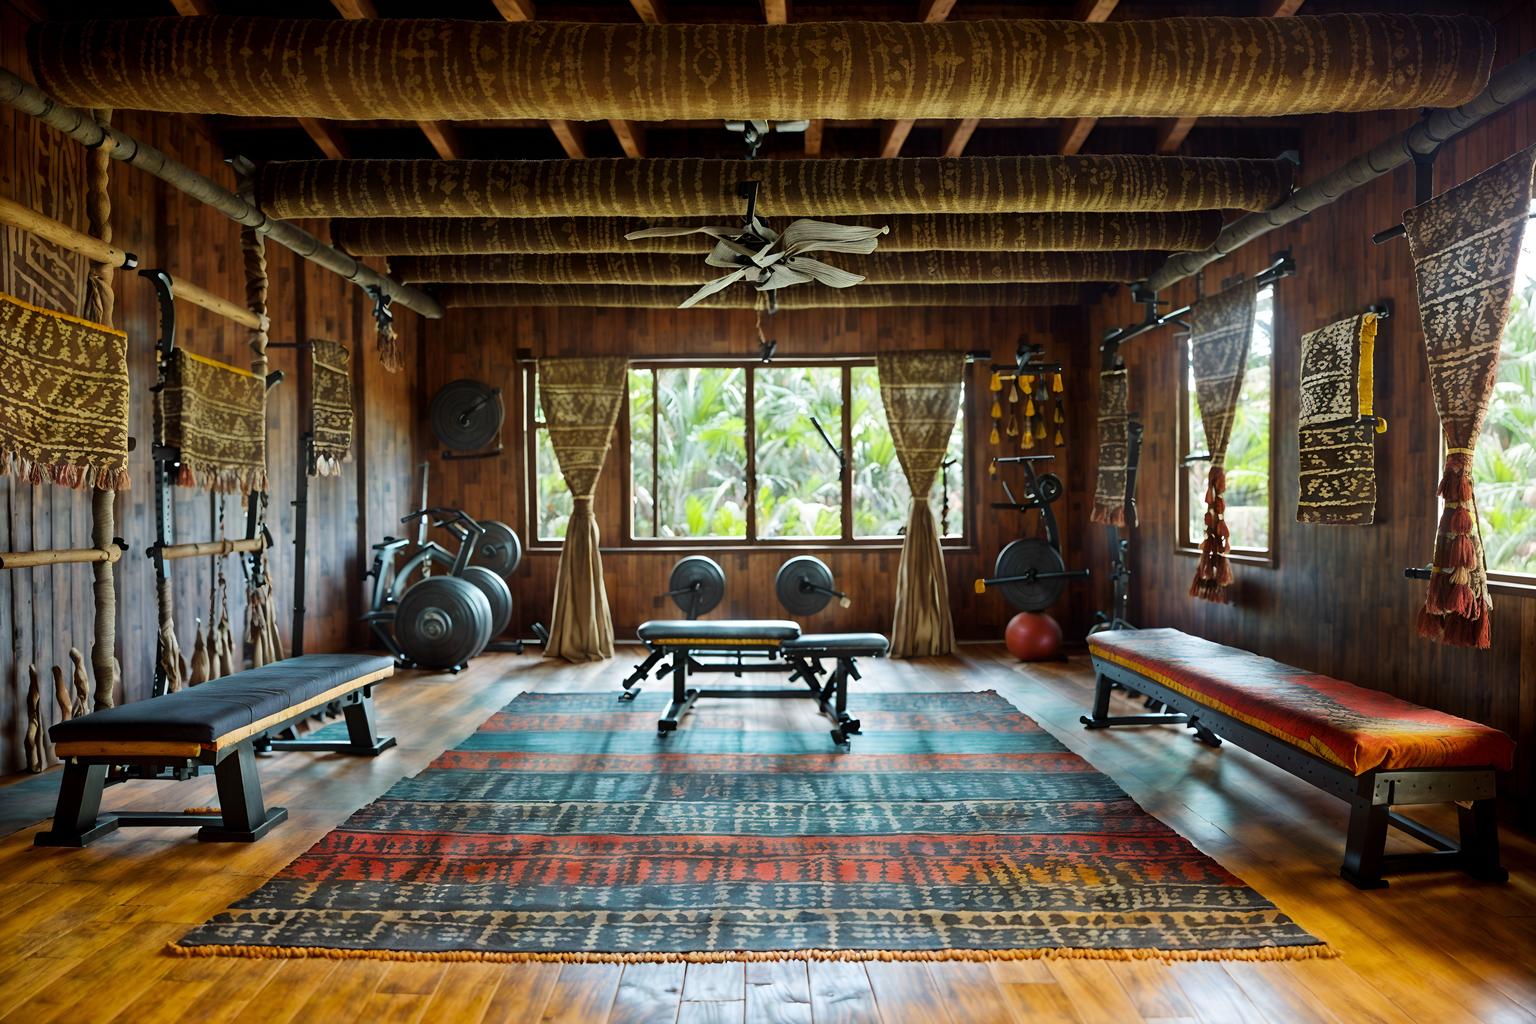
[462,565,513,639]
[430,379,504,452]
[668,556,725,617]
[776,555,835,616]
[395,576,493,669]
[1036,473,1064,505]
[995,538,1066,612]
[470,519,523,579]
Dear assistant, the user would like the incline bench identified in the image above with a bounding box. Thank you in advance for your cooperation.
[36,654,395,848]
[624,620,889,746]
[1086,628,1514,888]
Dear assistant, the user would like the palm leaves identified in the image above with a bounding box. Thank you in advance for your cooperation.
[1475,245,1536,575]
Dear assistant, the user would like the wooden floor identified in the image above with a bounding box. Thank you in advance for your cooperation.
[1,646,1534,1023]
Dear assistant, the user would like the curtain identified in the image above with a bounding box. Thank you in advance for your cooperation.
[1090,368,1132,527]
[877,350,965,657]
[541,357,628,662]
[1187,280,1257,603]
[1404,144,1536,649]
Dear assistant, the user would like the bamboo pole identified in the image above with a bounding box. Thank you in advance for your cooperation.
[0,545,124,570]
[171,276,267,331]
[157,537,266,561]
[0,195,135,269]
[0,66,442,320]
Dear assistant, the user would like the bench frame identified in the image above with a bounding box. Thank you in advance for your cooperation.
[35,680,395,849]
[1086,657,1507,889]
[622,642,865,746]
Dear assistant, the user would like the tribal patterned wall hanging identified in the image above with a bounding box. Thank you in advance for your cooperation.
[261,157,1294,220]
[1090,368,1132,527]
[0,292,130,491]
[0,123,86,315]
[30,16,1493,121]
[309,340,353,476]
[1296,311,1384,526]
[159,349,268,494]
[1186,281,1257,603]
[333,212,1223,257]
[1404,145,1536,649]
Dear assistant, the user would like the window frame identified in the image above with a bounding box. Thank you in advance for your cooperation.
[523,358,973,551]
[1175,284,1278,568]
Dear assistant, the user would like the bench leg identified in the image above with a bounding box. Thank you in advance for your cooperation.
[199,745,287,843]
[1457,798,1508,883]
[622,649,666,700]
[34,761,118,848]
[658,649,698,734]
[263,692,397,756]
[1080,673,1190,731]
[1340,798,1390,889]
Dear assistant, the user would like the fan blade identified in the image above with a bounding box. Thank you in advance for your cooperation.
[677,269,750,309]
[783,257,866,289]
[778,220,890,257]
[625,224,738,240]
[755,265,815,290]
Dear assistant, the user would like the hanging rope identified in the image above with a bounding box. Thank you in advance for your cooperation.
[241,224,269,379]
[83,107,120,710]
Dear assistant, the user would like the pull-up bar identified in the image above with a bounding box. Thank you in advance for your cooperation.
[1103,252,1296,350]
[152,536,267,562]
[0,542,126,570]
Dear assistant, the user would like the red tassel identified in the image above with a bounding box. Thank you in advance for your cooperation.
[1447,535,1476,567]
[1448,506,1474,534]
[1416,606,1443,640]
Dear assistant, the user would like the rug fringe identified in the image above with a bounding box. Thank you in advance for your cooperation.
[166,942,1338,965]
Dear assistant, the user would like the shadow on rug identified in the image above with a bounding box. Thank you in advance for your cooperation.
[172,690,1331,963]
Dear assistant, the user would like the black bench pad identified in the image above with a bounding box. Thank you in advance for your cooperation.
[49,654,395,747]
[783,633,889,656]
[638,620,800,644]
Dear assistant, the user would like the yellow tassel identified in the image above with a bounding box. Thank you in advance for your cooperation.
[1005,415,1017,437]
[990,399,1002,419]
[1025,398,1035,417]
[1022,428,1035,449]
[1008,384,1019,404]
[989,425,1000,445]
[1035,418,1047,439]
[1054,407,1064,424]
[1052,373,1063,393]
[988,461,997,477]
[1055,429,1065,446]
[1375,417,1388,434]
[989,372,1002,393]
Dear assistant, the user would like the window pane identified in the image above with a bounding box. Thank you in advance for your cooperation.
[654,367,747,538]
[851,366,965,539]
[1186,285,1272,551]
[629,369,655,539]
[1476,205,1536,576]
[754,366,844,539]
[532,373,572,542]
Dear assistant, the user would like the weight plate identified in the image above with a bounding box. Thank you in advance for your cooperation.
[668,555,725,617]
[430,379,504,452]
[1037,473,1064,505]
[470,519,523,579]
[395,576,493,669]
[462,565,514,639]
[776,555,835,616]
[995,538,1067,612]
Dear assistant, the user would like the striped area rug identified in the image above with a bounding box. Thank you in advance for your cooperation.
[173,690,1328,963]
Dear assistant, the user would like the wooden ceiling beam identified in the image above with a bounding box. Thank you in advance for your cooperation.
[941,118,979,158]
[762,0,790,23]
[609,119,646,158]
[919,0,957,21]
[417,121,466,160]
[327,0,377,17]
[491,0,535,18]
[296,117,349,160]
[804,119,824,157]
[1058,117,1097,156]
[549,120,588,159]
[628,0,665,22]
[169,0,216,13]
[1263,0,1306,15]
[1073,0,1118,20]
[878,120,914,159]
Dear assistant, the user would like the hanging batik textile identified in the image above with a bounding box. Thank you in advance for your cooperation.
[1090,368,1132,527]
[310,340,354,475]
[1296,310,1385,525]
[1187,280,1257,603]
[1403,144,1536,649]
[159,349,268,493]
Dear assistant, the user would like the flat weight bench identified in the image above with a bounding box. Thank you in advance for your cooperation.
[36,654,396,848]
[625,620,888,746]
[1085,628,1514,889]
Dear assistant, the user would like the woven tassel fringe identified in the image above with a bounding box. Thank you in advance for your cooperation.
[1417,452,1492,649]
[174,461,269,495]
[1089,500,1126,527]
[312,452,346,477]
[1189,466,1232,603]
[377,318,405,373]
[0,444,131,492]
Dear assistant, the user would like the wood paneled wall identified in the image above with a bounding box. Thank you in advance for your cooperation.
[1078,7,1536,825]
[420,304,1098,643]
[0,2,420,774]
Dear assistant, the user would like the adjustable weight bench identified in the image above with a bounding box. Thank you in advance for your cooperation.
[1085,628,1512,888]
[36,653,395,848]
[625,620,888,746]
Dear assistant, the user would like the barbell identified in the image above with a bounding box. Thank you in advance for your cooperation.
[973,538,1090,611]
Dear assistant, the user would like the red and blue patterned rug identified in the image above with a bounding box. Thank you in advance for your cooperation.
[173,690,1329,963]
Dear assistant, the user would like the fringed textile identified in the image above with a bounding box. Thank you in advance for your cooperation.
[878,351,964,658]
[1296,311,1382,525]
[394,251,1161,286]
[333,212,1223,257]
[1404,145,1536,649]
[1186,281,1257,604]
[159,350,268,494]
[540,358,628,663]
[310,340,353,475]
[261,157,1295,220]
[0,292,130,491]
[31,15,1493,120]
[438,283,1085,310]
[1090,369,1132,527]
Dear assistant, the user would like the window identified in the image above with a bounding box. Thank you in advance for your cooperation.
[1180,284,1274,556]
[1476,206,1536,580]
[529,360,967,546]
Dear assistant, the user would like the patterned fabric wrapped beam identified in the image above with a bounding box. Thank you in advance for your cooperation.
[335,212,1224,257]
[264,157,1294,219]
[437,283,1086,309]
[29,16,1495,121]
[394,251,1162,286]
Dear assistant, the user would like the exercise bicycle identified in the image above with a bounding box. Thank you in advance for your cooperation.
[974,454,1090,611]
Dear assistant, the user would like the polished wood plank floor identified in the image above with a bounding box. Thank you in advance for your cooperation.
[1,645,1533,1023]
